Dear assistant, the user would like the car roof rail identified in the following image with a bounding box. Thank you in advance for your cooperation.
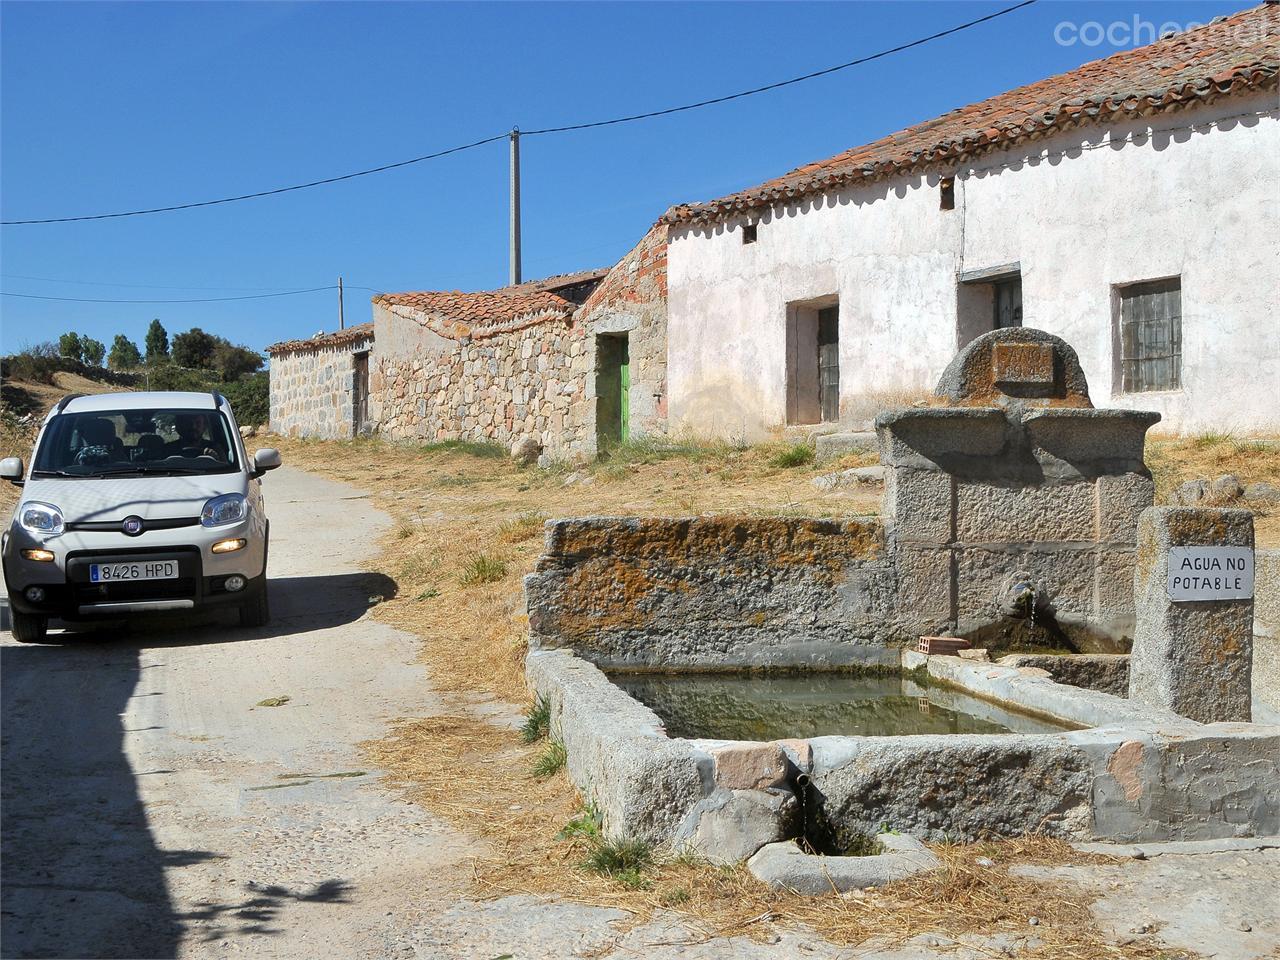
[53,393,85,414]
[211,389,226,408]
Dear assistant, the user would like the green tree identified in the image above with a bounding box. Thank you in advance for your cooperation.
[108,334,143,370]
[58,331,84,362]
[213,340,264,381]
[171,327,218,369]
[144,319,169,362]
[220,372,269,427]
[81,337,106,367]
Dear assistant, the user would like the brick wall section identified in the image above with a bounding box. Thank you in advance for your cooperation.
[269,331,373,440]
[368,225,668,458]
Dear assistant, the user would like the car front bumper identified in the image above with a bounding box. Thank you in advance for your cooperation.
[2,518,266,621]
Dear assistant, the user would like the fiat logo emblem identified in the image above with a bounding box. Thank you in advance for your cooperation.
[122,516,145,537]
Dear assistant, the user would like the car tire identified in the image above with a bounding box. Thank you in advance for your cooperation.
[239,582,270,628]
[10,610,49,643]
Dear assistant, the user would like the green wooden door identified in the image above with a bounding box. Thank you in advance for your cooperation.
[619,357,630,443]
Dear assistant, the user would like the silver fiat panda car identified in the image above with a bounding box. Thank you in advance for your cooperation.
[1,391,281,642]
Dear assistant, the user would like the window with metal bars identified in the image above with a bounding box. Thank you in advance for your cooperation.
[1118,277,1182,393]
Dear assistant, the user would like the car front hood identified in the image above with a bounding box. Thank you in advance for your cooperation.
[19,474,245,523]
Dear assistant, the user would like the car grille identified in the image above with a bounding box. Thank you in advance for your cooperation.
[73,578,198,604]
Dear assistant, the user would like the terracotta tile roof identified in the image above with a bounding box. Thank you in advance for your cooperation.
[663,4,1279,226]
[372,268,610,340]
[266,322,374,355]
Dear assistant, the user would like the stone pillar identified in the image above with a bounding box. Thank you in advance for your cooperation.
[1129,507,1254,723]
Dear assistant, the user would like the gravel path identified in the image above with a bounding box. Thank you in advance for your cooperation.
[2,466,1276,959]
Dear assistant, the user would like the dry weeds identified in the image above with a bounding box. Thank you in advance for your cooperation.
[280,431,1252,957]
[366,707,1168,958]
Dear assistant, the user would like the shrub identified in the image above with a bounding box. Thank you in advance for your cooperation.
[220,372,269,427]
[421,438,506,459]
[582,837,653,878]
[458,552,507,586]
[557,804,602,840]
[520,694,552,743]
[531,739,566,778]
[498,510,548,543]
[768,442,815,468]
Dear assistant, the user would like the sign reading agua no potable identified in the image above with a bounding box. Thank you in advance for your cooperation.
[1167,546,1254,601]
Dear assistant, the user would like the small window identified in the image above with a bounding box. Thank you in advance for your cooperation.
[1117,277,1182,393]
[741,222,757,245]
[939,177,955,210]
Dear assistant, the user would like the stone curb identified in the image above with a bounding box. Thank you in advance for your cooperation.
[1072,836,1280,859]
[747,834,939,894]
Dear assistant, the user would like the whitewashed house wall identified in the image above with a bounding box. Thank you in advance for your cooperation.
[667,91,1280,438]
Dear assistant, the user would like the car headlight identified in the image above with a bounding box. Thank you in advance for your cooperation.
[20,502,64,537]
[201,493,248,527]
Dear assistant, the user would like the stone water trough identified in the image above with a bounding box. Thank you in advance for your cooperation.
[523,329,1279,890]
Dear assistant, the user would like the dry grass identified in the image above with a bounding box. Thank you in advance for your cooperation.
[282,430,1260,956]
[366,708,1165,958]
[1147,432,1280,545]
[275,433,880,702]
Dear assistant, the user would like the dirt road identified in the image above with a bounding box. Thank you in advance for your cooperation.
[2,467,1276,960]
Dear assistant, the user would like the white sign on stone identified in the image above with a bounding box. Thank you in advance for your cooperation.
[1167,546,1254,601]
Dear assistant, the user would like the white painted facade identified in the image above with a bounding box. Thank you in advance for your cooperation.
[667,92,1280,438]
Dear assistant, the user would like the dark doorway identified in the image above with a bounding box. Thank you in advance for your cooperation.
[352,351,369,436]
[786,301,839,425]
[817,306,840,423]
[596,334,629,449]
[994,276,1023,329]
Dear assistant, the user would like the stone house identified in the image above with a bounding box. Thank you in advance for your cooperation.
[661,6,1280,438]
[267,324,375,440]
[268,225,668,458]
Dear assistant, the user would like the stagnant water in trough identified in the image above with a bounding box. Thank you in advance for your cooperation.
[608,672,1070,740]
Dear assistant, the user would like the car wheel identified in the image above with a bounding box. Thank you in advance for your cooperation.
[239,582,270,628]
[10,610,49,643]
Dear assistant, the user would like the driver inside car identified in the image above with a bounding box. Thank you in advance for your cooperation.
[163,412,226,460]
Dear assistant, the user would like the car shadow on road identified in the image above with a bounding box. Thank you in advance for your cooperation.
[1,571,399,649]
[0,640,356,959]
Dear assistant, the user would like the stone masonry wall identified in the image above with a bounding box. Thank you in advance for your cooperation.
[525,516,901,668]
[370,312,592,456]
[573,225,669,456]
[269,334,372,440]
[367,226,668,459]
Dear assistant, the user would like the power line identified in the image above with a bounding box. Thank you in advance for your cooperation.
[0,286,338,304]
[523,0,1037,135]
[1,1,1036,227]
[1,273,388,294]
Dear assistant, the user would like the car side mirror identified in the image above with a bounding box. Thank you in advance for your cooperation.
[0,457,24,486]
[252,448,282,476]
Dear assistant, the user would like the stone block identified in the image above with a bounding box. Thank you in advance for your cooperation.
[876,408,1006,470]
[711,742,789,790]
[1094,547,1138,621]
[893,546,954,621]
[747,834,939,893]
[680,789,797,865]
[1129,507,1254,723]
[1096,473,1155,544]
[955,545,1097,621]
[885,468,953,544]
[992,341,1054,388]
[954,479,1096,544]
[1024,409,1160,471]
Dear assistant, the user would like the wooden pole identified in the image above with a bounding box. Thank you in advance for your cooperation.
[338,276,345,330]
[509,128,521,286]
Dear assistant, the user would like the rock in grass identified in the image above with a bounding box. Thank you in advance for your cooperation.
[812,466,885,491]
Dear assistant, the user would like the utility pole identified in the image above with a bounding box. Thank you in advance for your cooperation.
[509,127,521,286]
[338,276,345,330]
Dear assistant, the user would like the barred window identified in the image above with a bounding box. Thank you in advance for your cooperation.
[1118,277,1182,393]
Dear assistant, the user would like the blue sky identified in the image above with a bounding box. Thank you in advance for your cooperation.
[0,0,1250,357]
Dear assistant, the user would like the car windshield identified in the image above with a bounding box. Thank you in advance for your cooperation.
[32,408,240,477]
